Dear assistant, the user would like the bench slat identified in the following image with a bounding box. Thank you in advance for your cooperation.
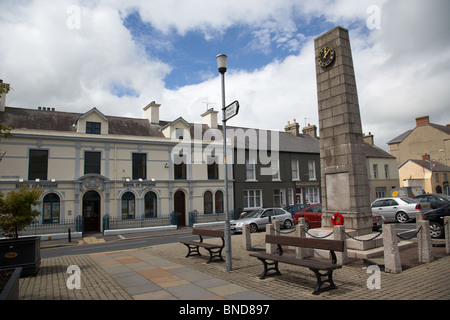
[249,252,341,271]
[192,228,224,238]
[265,235,344,252]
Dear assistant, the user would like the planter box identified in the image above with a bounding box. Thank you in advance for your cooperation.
[0,267,22,300]
[0,236,41,276]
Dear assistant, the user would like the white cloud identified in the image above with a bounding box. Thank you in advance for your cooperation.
[0,0,449,153]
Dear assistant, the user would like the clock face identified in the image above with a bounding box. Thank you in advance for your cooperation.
[318,46,335,67]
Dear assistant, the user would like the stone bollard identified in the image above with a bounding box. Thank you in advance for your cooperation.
[333,225,347,265]
[296,220,306,259]
[445,216,450,255]
[382,224,402,273]
[242,223,252,251]
[415,212,424,221]
[266,224,275,254]
[417,219,433,263]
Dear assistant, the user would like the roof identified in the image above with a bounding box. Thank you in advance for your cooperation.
[0,106,320,154]
[399,159,450,172]
[363,142,396,159]
[387,129,413,145]
[387,122,450,145]
[0,107,165,138]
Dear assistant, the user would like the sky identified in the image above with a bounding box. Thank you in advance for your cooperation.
[1,0,449,152]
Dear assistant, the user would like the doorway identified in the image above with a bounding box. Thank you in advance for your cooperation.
[83,190,101,232]
[174,190,186,226]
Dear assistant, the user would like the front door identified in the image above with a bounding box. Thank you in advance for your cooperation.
[174,190,186,226]
[83,190,101,232]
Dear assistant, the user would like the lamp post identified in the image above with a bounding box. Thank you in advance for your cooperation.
[217,53,232,271]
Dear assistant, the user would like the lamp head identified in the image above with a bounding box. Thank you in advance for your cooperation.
[216,54,227,74]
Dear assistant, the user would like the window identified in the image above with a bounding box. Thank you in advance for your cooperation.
[435,173,440,182]
[288,188,294,205]
[384,164,390,179]
[215,191,224,213]
[174,162,186,179]
[28,149,48,180]
[43,193,60,224]
[272,160,280,180]
[291,160,299,180]
[207,160,219,180]
[84,151,101,174]
[132,153,146,180]
[86,122,101,134]
[204,191,213,214]
[243,189,262,208]
[175,128,184,139]
[375,187,386,198]
[273,189,285,207]
[144,191,157,218]
[308,160,316,181]
[305,187,319,204]
[373,164,378,179]
[245,158,256,180]
[121,192,135,219]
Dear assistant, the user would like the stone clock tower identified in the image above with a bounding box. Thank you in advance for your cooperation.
[314,27,372,236]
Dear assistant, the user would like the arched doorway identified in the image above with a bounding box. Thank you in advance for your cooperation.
[174,190,186,226]
[83,190,101,232]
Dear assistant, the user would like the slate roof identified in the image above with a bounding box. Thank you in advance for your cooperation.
[399,159,450,172]
[0,107,165,138]
[0,106,320,154]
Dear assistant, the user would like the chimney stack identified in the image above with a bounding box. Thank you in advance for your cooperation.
[415,116,430,127]
[201,108,218,129]
[285,119,300,137]
[0,80,10,113]
[143,101,161,125]
[302,123,318,139]
[363,132,374,145]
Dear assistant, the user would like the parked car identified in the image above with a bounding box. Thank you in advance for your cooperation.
[284,203,309,217]
[424,203,450,239]
[371,197,430,223]
[414,193,450,209]
[230,208,293,233]
[293,203,386,231]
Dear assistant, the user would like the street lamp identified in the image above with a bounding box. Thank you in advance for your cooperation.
[216,53,232,272]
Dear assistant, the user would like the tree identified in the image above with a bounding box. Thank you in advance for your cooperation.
[0,186,43,239]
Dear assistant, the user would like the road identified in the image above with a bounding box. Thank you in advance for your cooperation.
[41,233,199,259]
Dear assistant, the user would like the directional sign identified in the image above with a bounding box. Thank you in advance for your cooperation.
[224,100,239,121]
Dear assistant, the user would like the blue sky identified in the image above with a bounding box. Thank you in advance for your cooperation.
[1,0,449,152]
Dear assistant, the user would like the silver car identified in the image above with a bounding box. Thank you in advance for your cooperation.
[230,208,293,233]
[371,197,430,223]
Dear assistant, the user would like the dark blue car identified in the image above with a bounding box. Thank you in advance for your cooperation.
[424,203,450,239]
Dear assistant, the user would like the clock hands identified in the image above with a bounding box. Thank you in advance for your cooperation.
[323,47,331,59]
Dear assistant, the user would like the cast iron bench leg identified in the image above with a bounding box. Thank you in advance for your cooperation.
[206,247,224,263]
[258,258,281,279]
[183,243,201,258]
[310,268,337,295]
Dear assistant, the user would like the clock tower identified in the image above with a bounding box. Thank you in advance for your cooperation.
[314,27,372,236]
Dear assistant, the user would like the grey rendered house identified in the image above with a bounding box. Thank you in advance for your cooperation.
[231,122,321,217]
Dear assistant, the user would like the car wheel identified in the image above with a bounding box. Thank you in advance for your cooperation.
[304,221,310,231]
[284,219,293,229]
[429,221,444,239]
[249,223,258,233]
[395,212,409,223]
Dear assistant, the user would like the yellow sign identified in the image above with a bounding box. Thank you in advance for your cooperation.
[4,252,18,259]
[392,191,399,197]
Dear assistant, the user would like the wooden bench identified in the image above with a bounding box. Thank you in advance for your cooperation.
[180,228,225,263]
[249,235,345,295]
